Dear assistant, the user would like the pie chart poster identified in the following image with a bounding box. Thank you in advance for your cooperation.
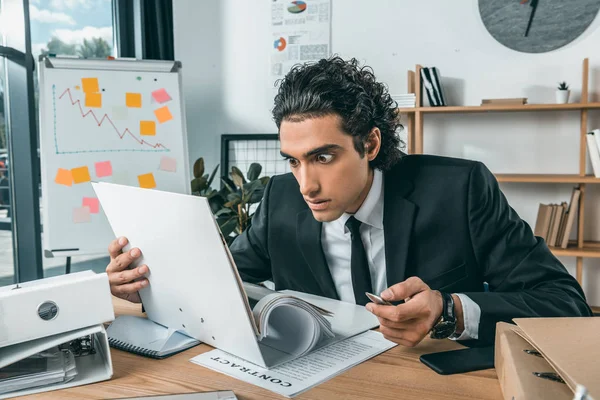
[270,0,332,86]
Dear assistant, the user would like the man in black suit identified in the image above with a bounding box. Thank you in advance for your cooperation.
[106,57,591,346]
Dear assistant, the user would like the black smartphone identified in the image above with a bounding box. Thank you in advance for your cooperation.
[419,346,495,375]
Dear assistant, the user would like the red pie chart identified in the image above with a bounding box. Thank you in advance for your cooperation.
[274,37,287,51]
[288,1,307,14]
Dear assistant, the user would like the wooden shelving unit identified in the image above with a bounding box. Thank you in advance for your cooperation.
[401,58,598,286]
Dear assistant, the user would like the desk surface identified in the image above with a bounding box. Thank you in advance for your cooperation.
[19,297,503,400]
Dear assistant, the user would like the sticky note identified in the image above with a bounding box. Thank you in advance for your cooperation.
[81,78,99,93]
[73,206,92,223]
[71,166,91,184]
[138,173,156,189]
[159,156,177,172]
[152,88,172,104]
[126,93,142,108]
[55,168,73,186]
[82,197,100,214]
[95,161,112,178]
[154,106,173,124]
[112,105,128,121]
[140,121,156,136]
[85,92,102,108]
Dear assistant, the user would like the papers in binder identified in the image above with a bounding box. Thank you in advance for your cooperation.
[0,324,112,399]
[0,347,77,395]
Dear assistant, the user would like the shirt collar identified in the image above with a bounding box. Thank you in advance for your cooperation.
[334,169,384,232]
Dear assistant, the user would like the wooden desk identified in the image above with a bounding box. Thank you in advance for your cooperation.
[20,297,503,400]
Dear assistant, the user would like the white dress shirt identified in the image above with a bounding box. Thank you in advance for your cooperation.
[321,169,480,340]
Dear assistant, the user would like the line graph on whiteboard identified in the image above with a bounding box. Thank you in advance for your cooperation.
[52,84,171,154]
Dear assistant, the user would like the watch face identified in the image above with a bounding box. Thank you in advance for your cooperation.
[431,321,456,340]
[479,0,600,53]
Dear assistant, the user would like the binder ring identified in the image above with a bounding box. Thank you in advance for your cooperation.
[37,300,59,321]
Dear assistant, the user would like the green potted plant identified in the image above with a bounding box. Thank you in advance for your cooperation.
[191,157,270,244]
[556,81,570,104]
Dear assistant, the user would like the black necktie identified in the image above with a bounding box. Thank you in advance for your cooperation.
[345,216,373,306]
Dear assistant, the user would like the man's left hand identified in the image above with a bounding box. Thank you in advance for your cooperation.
[365,276,457,347]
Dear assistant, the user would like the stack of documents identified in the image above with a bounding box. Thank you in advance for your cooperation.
[392,93,416,108]
[0,347,77,395]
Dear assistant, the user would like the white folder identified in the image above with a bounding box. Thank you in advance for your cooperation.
[0,324,113,399]
[0,271,115,348]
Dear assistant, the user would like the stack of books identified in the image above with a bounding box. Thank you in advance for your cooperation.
[481,98,528,105]
[392,94,416,108]
[586,129,600,178]
[534,187,581,248]
[420,67,447,107]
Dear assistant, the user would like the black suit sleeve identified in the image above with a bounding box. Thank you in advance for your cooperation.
[228,177,274,283]
[462,162,592,343]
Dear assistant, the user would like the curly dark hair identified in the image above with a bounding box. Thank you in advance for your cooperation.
[272,56,404,171]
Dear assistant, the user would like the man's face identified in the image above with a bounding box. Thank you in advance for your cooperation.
[279,114,376,222]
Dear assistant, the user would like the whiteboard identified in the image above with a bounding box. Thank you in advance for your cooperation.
[38,57,190,257]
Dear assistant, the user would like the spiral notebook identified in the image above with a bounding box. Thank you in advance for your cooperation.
[106,316,200,359]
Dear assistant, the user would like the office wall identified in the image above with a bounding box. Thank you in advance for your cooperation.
[173,0,600,305]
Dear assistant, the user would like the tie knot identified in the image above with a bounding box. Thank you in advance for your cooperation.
[345,216,362,236]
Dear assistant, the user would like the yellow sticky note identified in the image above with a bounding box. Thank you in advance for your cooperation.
[154,106,173,124]
[85,93,102,108]
[81,78,99,93]
[138,173,156,189]
[71,166,91,184]
[140,120,156,136]
[126,93,142,108]
[55,168,73,186]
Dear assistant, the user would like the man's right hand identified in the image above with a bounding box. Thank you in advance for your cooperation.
[106,237,149,303]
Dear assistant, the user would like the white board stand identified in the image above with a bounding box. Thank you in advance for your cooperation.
[38,57,190,258]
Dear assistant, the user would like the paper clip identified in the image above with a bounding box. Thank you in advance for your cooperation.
[532,372,565,384]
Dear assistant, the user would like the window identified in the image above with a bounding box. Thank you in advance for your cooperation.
[29,0,114,60]
[0,7,15,285]
[29,0,115,277]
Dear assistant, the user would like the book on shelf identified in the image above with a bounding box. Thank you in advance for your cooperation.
[586,130,600,178]
[548,203,567,247]
[481,98,528,105]
[534,188,581,248]
[559,188,581,249]
[420,67,447,107]
[533,204,553,240]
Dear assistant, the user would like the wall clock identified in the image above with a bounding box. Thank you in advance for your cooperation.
[479,0,600,53]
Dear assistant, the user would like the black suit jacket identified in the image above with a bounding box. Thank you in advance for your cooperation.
[230,155,592,343]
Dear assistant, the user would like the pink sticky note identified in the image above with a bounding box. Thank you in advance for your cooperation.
[82,197,100,214]
[73,206,91,223]
[159,156,177,172]
[95,161,113,178]
[152,88,172,104]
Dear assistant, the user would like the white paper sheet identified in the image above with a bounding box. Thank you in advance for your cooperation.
[190,331,396,398]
